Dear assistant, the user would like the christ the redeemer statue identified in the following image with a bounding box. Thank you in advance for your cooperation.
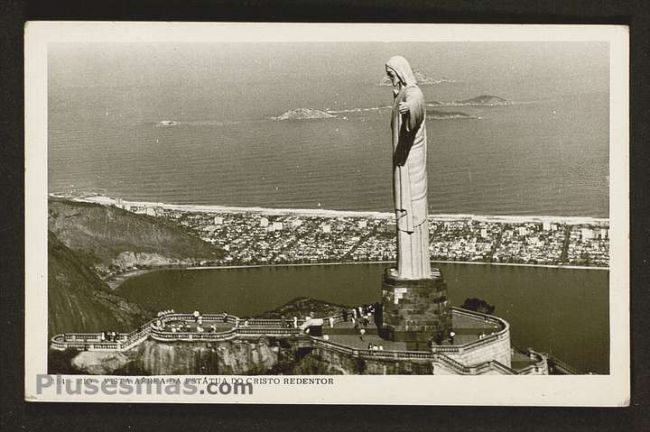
[385,56,430,280]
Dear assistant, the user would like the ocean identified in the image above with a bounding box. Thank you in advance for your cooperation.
[48,42,609,217]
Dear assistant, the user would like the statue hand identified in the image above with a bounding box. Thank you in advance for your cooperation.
[398,101,410,114]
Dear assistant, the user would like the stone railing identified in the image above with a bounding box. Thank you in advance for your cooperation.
[150,329,237,342]
[50,308,512,369]
[416,307,510,356]
[236,327,301,336]
[432,354,471,374]
[546,353,582,375]
[310,337,517,375]
[515,350,549,375]
[450,308,509,345]
[50,312,310,352]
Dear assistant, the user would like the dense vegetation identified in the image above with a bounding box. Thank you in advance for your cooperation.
[460,297,496,315]
[254,296,351,319]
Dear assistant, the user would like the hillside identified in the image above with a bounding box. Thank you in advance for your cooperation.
[48,198,223,274]
[48,231,151,336]
[254,297,352,319]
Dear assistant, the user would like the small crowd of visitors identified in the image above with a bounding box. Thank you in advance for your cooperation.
[280,316,300,329]
[343,303,383,329]
[163,321,224,334]
[100,330,119,342]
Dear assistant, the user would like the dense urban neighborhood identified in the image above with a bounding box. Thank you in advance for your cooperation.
[119,201,609,269]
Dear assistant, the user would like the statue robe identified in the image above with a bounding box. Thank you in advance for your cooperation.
[391,83,431,280]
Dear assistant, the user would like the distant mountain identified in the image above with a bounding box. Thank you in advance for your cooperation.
[426,109,478,120]
[271,108,337,121]
[428,95,512,107]
[48,231,151,336]
[379,70,456,86]
[49,198,223,275]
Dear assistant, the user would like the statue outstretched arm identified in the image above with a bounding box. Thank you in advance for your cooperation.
[401,88,425,133]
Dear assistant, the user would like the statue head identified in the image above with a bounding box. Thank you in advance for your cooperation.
[385,56,418,88]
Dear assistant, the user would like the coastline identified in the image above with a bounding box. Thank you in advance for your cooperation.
[52,193,610,226]
[106,260,608,290]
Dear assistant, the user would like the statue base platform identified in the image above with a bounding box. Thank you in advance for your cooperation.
[380,267,452,350]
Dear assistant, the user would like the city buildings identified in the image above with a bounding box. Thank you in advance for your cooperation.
[123,204,609,268]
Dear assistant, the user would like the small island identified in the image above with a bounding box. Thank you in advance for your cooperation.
[270,108,337,121]
[379,70,456,86]
[156,120,179,127]
[454,95,512,106]
[426,109,478,120]
[428,95,512,107]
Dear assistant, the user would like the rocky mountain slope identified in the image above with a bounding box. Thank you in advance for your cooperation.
[47,198,224,336]
[48,231,151,336]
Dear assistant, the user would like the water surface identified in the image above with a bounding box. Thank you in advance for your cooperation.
[118,263,609,373]
[48,42,609,217]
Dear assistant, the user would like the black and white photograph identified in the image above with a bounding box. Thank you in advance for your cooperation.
[24,22,629,405]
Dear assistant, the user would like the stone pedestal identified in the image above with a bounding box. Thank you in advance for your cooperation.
[381,267,452,350]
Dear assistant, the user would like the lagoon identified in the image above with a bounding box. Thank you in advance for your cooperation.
[117,262,609,374]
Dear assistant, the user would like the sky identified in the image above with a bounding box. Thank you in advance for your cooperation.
[49,41,609,98]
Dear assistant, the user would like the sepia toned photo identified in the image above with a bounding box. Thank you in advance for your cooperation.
[25,22,629,405]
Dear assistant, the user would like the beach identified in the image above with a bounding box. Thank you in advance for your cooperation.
[54,193,609,226]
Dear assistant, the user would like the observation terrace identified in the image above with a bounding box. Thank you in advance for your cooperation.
[50,308,547,375]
